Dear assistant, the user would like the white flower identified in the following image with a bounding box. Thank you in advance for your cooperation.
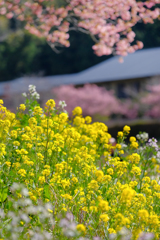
[138,232,154,240]
[22,92,27,97]
[28,85,36,93]
[21,188,29,197]
[148,138,158,149]
[59,100,67,108]
[32,92,40,99]
[121,143,127,148]
[36,93,40,99]
[109,233,117,240]
[136,132,149,141]
[20,214,30,223]
[142,132,149,141]
[156,151,160,163]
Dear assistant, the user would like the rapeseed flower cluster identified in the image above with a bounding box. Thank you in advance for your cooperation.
[0,86,160,240]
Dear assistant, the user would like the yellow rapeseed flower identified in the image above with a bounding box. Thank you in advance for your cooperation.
[129,136,136,142]
[117,131,123,137]
[130,141,139,149]
[138,209,149,222]
[121,187,135,203]
[19,104,26,111]
[38,176,45,184]
[85,116,92,124]
[99,214,109,222]
[18,169,26,177]
[123,125,131,134]
[46,99,56,108]
[76,224,86,233]
[98,200,110,211]
[72,106,82,116]
[5,161,11,167]
[73,116,82,126]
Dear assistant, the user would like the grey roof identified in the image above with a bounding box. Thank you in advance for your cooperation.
[0,47,160,95]
[74,47,160,83]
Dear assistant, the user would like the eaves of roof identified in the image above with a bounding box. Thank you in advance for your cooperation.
[0,47,160,95]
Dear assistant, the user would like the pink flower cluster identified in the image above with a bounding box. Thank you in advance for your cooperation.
[121,99,139,119]
[52,84,132,119]
[0,0,160,56]
[141,84,160,118]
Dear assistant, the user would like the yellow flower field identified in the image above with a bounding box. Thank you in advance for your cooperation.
[0,86,160,240]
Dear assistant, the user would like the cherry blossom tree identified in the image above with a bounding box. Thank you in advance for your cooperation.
[141,84,160,118]
[0,0,160,56]
[52,84,136,119]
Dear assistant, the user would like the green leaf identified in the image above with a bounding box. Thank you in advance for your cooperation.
[44,184,50,199]
[25,99,30,105]
[0,187,8,202]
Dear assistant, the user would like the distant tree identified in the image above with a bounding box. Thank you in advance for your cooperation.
[0,29,44,81]
[0,0,160,57]
[0,27,110,81]
[52,84,137,120]
[133,19,160,49]
[141,83,160,118]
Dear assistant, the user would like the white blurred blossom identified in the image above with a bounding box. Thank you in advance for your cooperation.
[28,85,40,99]
[28,85,36,93]
[136,132,149,142]
[22,92,27,97]
[59,100,67,108]
[148,138,158,150]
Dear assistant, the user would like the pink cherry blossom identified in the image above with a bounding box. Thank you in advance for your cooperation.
[141,83,160,118]
[0,0,159,56]
[52,84,136,119]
